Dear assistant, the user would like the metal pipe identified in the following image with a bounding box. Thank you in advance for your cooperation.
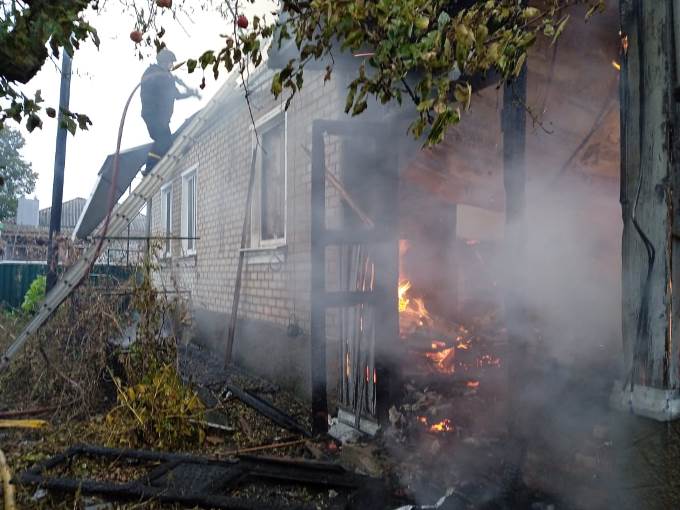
[46,51,72,291]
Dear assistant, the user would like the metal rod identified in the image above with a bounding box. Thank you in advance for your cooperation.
[91,236,200,241]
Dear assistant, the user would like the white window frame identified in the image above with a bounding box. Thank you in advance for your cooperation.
[249,106,287,251]
[181,165,198,256]
[160,183,172,258]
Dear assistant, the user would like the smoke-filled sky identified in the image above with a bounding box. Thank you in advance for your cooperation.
[17,1,271,209]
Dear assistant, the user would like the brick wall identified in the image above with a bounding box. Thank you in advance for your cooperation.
[149,67,349,396]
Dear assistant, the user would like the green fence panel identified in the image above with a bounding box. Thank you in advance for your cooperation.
[0,263,133,311]
[0,263,46,310]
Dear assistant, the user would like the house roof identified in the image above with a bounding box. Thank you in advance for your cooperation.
[73,68,254,241]
[73,114,196,240]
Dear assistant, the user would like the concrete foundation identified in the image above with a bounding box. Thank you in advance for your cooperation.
[610,380,680,421]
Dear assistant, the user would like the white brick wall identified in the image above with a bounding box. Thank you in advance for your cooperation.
[151,67,348,340]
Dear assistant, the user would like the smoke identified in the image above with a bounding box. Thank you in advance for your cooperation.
[350,17,630,507]
[505,174,622,368]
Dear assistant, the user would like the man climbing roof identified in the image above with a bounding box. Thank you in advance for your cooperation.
[140,48,199,174]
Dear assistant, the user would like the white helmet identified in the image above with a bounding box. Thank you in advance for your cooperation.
[157,48,177,67]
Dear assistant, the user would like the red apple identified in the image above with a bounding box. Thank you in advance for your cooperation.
[237,15,249,29]
[130,30,143,43]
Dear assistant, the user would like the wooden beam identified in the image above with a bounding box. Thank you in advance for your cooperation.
[223,146,257,367]
[620,0,675,389]
[310,122,328,434]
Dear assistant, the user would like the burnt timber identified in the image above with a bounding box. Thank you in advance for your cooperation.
[15,444,385,509]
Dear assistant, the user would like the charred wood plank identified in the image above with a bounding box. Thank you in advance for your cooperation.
[15,446,382,510]
[224,384,311,438]
[16,472,311,510]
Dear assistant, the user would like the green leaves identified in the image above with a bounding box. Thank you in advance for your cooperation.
[271,72,283,97]
[106,364,206,449]
[552,15,570,45]
[21,275,46,315]
[2,0,603,146]
[57,109,92,135]
[454,82,472,110]
[26,113,42,132]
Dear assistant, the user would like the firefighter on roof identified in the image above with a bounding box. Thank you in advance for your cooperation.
[140,48,199,174]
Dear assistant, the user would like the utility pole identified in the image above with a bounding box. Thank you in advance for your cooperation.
[46,51,72,292]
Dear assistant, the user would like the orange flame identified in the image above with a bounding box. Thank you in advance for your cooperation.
[425,347,456,373]
[620,32,628,54]
[429,418,453,433]
[398,280,412,312]
[398,279,431,324]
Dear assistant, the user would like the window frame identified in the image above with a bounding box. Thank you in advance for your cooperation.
[181,164,198,256]
[160,183,173,258]
[250,106,288,250]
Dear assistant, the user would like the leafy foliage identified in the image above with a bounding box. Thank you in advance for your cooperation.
[0,282,117,416]
[0,127,37,220]
[102,250,205,449]
[0,247,190,426]
[178,0,605,145]
[21,275,46,315]
[0,0,605,144]
[269,0,605,145]
[106,363,205,449]
[0,0,98,131]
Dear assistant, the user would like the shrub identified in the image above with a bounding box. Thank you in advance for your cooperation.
[106,364,205,449]
[21,275,45,314]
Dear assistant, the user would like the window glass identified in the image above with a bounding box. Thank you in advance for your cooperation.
[161,186,171,255]
[187,174,195,251]
[261,121,285,241]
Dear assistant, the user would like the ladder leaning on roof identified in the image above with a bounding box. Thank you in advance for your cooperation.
[0,81,232,371]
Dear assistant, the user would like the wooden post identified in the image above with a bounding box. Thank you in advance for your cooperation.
[502,64,528,343]
[372,150,400,426]
[502,65,527,262]
[620,1,676,390]
[224,146,258,367]
[310,123,328,434]
[501,62,529,486]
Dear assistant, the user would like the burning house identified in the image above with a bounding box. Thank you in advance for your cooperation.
[6,3,677,509]
[141,2,622,444]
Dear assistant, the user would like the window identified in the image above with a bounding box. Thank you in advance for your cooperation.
[181,166,197,254]
[160,184,172,257]
[252,109,286,248]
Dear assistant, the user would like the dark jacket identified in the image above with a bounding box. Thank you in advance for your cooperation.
[140,64,178,125]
